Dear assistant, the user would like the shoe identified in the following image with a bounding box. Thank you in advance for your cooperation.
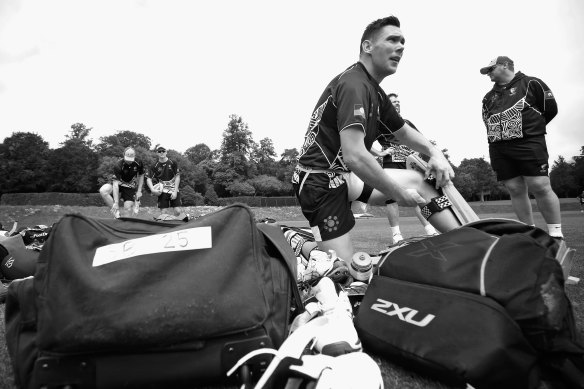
[312,278,362,356]
[299,250,351,286]
[392,232,403,244]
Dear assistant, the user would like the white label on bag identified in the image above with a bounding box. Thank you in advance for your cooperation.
[92,226,212,267]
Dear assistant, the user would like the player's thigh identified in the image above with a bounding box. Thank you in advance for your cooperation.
[317,231,354,264]
[368,169,424,205]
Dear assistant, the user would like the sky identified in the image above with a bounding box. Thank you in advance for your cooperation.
[1,0,583,166]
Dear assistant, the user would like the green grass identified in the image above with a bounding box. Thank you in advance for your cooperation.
[0,203,582,389]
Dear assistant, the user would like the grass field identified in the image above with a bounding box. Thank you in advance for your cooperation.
[0,203,582,388]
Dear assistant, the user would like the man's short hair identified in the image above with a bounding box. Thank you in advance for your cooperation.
[388,93,398,99]
[360,16,401,54]
[124,146,135,155]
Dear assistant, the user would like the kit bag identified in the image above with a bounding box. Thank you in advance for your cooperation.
[355,275,539,389]
[377,219,584,388]
[5,204,303,389]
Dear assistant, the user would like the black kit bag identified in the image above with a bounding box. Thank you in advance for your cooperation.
[377,219,584,388]
[5,204,303,389]
[355,276,540,389]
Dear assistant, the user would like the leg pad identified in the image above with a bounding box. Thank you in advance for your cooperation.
[420,195,452,220]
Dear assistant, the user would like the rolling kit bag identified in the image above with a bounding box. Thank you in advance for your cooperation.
[5,204,303,389]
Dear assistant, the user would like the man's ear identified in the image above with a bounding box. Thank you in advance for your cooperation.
[361,40,372,54]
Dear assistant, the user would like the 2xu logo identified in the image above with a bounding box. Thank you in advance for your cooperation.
[370,298,435,327]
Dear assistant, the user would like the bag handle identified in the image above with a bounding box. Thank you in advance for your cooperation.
[256,223,304,314]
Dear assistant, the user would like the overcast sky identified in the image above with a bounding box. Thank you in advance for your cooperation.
[1,0,583,166]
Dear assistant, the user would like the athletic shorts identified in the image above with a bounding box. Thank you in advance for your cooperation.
[382,161,407,170]
[119,186,137,203]
[157,192,182,209]
[489,136,550,181]
[293,173,355,242]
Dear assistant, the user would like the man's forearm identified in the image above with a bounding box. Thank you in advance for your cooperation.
[346,149,402,200]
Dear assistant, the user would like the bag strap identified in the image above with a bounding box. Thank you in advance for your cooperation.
[256,223,304,313]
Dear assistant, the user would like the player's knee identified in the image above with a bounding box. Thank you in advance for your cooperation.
[99,184,112,197]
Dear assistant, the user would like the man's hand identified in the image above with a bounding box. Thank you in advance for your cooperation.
[135,191,143,200]
[111,203,119,216]
[426,154,455,189]
[171,191,177,200]
[393,188,427,207]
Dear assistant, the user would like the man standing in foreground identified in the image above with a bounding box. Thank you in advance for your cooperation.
[480,56,563,239]
[373,93,438,244]
[146,146,188,221]
[98,147,144,218]
[292,16,460,263]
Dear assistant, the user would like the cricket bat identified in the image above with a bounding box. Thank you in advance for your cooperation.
[406,153,480,225]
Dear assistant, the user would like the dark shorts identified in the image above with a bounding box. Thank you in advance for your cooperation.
[157,192,182,209]
[489,136,550,181]
[382,161,407,169]
[119,186,137,203]
[293,173,355,242]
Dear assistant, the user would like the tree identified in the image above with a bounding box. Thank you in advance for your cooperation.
[46,124,99,192]
[204,187,219,205]
[219,114,254,177]
[95,130,152,158]
[277,148,299,183]
[0,132,50,193]
[454,158,497,201]
[226,181,256,196]
[185,143,211,165]
[66,123,94,148]
[248,175,283,196]
[180,185,204,206]
[253,138,278,176]
[550,156,577,197]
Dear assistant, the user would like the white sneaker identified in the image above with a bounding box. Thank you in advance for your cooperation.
[392,232,403,244]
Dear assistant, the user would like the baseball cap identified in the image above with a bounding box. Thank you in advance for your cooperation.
[156,146,167,152]
[480,56,514,74]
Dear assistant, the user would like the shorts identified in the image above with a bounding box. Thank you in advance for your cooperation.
[157,192,182,209]
[119,186,137,203]
[382,161,406,170]
[293,173,355,242]
[489,136,550,181]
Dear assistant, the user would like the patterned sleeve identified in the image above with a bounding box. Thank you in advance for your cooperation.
[334,77,371,134]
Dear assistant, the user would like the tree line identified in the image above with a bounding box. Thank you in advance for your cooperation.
[1,115,583,205]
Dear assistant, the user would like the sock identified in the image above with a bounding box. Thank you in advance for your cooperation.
[390,226,401,235]
[424,225,437,235]
[547,224,563,238]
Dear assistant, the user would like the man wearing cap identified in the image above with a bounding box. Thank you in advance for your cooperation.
[98,146,145,218]
[146,146,187,221]
[480,56,563,239]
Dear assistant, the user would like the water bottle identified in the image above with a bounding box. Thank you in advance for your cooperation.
[349,252,373,282]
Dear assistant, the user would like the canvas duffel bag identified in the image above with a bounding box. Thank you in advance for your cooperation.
[5,204,303,389]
